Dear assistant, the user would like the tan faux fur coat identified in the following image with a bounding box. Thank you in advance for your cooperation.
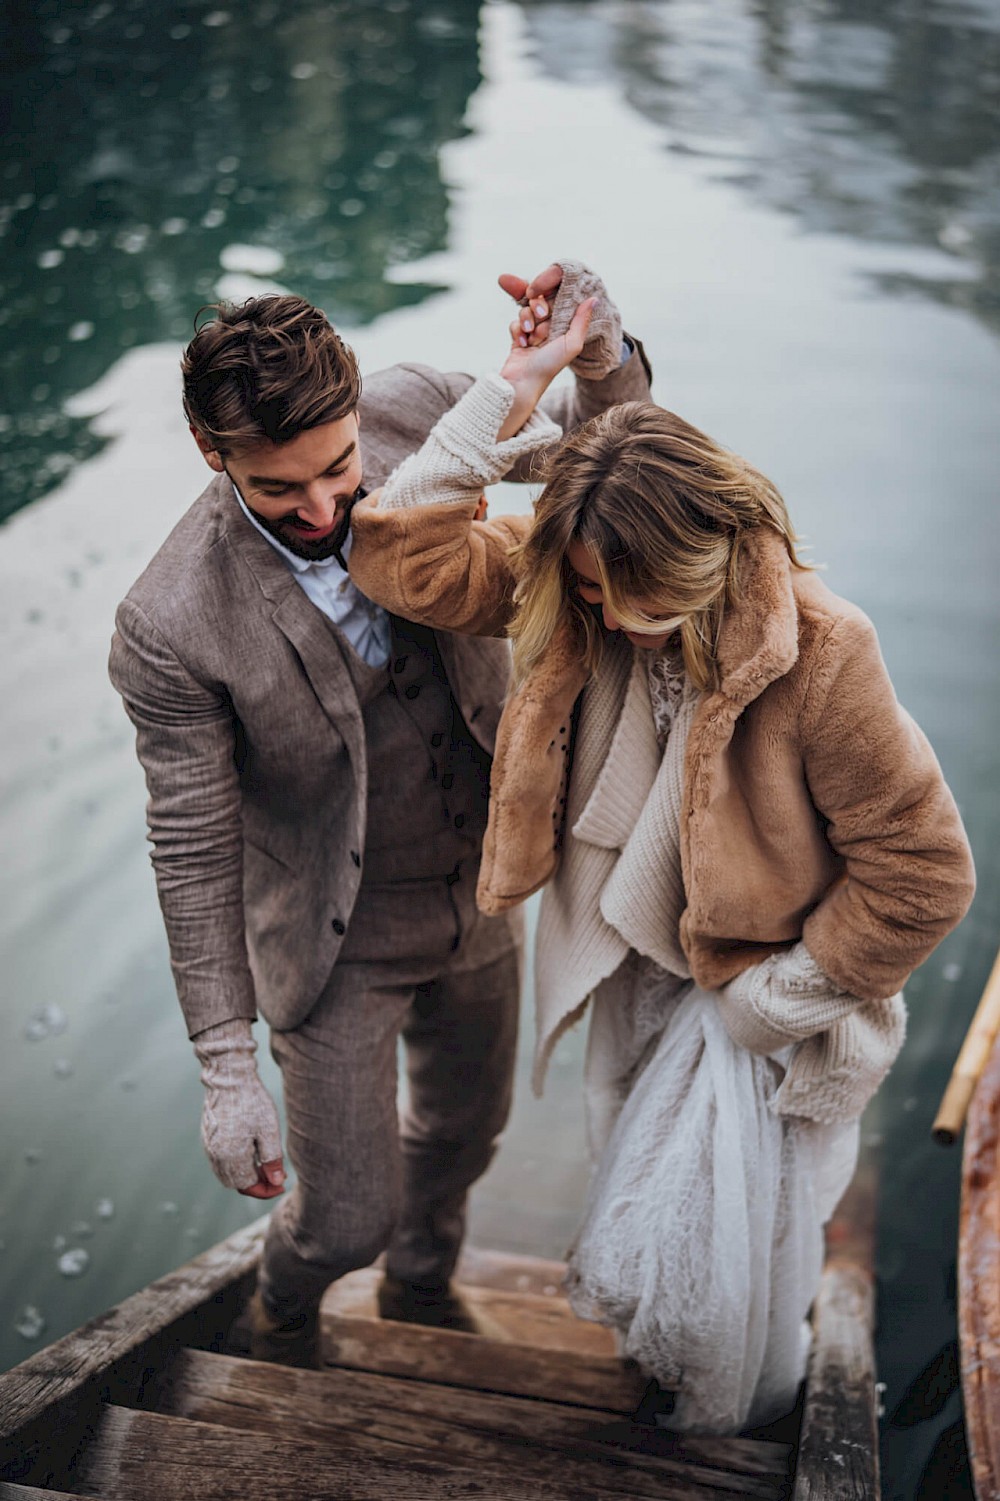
[351,497,976,1025]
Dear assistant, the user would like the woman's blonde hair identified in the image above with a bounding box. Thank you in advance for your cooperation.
[508,402,807,692]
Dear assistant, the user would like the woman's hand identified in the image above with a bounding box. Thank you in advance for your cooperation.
[496,265,595,440]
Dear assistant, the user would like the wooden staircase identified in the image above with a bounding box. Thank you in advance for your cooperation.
[0,1228,796,1501]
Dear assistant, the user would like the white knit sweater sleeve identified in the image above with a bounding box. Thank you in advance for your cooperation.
[379,373,562,512]
[716,940,907,1124]
[715,941,857,1055]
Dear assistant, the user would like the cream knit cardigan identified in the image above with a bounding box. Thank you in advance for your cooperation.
[380,374,907,1128]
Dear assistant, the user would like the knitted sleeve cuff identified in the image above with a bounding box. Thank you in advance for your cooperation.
[380,374,563,512]
[192,1015,256,1060]
[548,260,625,381]
[773,992,907,1124]
[716,941,860,1056]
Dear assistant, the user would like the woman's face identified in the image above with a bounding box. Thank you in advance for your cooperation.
[565,540,679,651]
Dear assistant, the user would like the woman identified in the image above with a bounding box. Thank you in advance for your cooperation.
[349,284,975,1432]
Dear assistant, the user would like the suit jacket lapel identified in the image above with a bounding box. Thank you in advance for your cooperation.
[225,488,368,791]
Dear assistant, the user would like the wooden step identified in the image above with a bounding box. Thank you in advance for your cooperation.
[322,1303,646,1411]
[455,1245,570,1297]
[320,1259,648,1409]
[144,1347,792,1500]
[71,1404,779,1501]
[323,1264,617,1354]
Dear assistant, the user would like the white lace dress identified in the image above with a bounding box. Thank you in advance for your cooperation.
[565,648,860,1434]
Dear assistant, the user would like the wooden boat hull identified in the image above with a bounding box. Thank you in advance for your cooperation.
[960,1038,1000,1497]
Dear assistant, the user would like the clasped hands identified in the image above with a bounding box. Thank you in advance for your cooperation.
[496,263,597,441]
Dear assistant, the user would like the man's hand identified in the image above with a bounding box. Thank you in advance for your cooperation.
[193,1018,286,1198]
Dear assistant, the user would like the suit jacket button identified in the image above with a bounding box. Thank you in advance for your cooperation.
[332,918,346,935]
[350,851,361,867]
[404,685,420,700]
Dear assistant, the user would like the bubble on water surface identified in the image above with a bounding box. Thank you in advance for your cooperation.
[203,11,232,26]
[37,249,64,269]
[71,1221,94,1239]
[53,1234,67,1252]
[58,1248,90,1277]
[15,1307,46,1340]
[96,1198,115,1220]
[53,1059,74,1079]
[942,962,962,982]
[159,1201,179,1218]
[25,1003,68,1041]
[291,62,318,80]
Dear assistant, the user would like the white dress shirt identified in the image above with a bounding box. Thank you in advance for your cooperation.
[234,487,391,667]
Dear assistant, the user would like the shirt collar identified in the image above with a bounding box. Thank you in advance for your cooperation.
[232,481,352,575]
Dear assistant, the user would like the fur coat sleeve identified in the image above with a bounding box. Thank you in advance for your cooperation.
[797,607,976,1001]
[350,497,530,638]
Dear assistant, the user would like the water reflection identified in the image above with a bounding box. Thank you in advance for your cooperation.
[519,0,1000,328]
[1,0,482,522]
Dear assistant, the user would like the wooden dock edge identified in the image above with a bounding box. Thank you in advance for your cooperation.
[792,1142,880,1500]
[0,1214,269,1487]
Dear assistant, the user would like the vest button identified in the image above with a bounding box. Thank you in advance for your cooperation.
[350,851,361,867]
[404,685,420,700]
[394,657,407,673]
[441,773,454,790]
[430,732,443,748]
[331,918,346,935]
[454,813,465,829]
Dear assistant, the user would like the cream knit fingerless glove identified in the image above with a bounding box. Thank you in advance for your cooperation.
[716,942,907,1124]
[193,1017,283,1191]
[547,259,625,380]
[379,374,561,512]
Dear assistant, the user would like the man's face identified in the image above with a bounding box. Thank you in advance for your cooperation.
[193,414,364,562]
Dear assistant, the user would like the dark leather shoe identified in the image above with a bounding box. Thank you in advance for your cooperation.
[246,1289,319,1367]
[377,1274,505,1338]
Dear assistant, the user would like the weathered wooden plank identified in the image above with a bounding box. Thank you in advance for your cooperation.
[323,1266,618,1355]
[792,1143,879,1501]
[321,1301,649,1411]
[960,1036,1000,1501]
[73,1404,763,1501]
[456,1246,569,1297]
[147,1347,791,1499]
[0,1487,102,1500]
[0,1216,269,1445]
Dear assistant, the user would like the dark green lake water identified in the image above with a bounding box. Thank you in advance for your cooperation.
[2,3,999,1494]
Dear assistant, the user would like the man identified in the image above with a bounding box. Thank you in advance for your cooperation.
[108,259,652,1364]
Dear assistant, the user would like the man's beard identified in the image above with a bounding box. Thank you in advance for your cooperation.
[247,486,364,563]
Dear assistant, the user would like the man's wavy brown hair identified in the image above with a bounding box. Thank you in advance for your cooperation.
[181,295,362,455]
